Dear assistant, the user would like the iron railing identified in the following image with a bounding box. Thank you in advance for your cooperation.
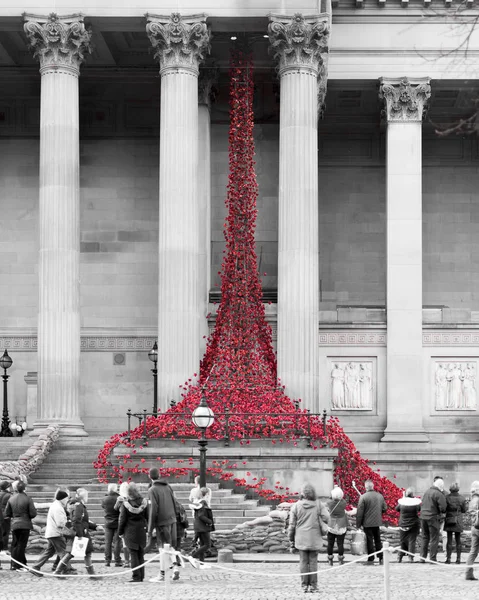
[126,408,328,446]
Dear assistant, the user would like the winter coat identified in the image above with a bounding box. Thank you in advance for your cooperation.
[326,498,349,531]
[45,500,68,539]
[288,499,330,551]
[101,491,120,529]
[444,491,467,533]
[420,486,447,520]
[468,493,479,529]
[147,481,177,533]
[0,490,11,517]
[193,502,215,534]
[4,491,37,531]
[395,498,421,530]
[71,500,98,554]
[118,496,148,551]
[356,491,386,529]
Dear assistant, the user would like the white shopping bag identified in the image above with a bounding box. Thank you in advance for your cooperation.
[71,536,88,558]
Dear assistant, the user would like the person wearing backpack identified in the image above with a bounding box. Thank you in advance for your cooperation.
[189,488,215,562]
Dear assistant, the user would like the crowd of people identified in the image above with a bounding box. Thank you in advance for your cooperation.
[2,471,479,589]
[0,468,215,584]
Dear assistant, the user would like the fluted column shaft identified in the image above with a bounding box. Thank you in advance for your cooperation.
[269,13,330,412]
[147,14,210,410]
[24,14,91,435]
[379,77,431,443]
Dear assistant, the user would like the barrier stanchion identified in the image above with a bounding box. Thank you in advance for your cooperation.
[383,541,391,600]
[162,544,171,600]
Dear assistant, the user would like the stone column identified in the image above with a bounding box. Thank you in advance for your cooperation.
[146,14,210,410]
[24,14,91,436]
[198,65,218,355]
[268,13,330,412]
[379,77,431,443]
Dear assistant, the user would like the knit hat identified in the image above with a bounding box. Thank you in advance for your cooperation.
[55,490,69,501]
[0,480,10,491]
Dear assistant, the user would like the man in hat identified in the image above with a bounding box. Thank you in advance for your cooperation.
[30,490,70,576]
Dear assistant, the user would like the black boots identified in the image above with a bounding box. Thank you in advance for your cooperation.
[327,555,333,566]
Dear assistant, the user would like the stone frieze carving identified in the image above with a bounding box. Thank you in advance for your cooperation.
[434,361,477,410]
[23,13,92,74]
[145,13,210,75]
[379,77,431,122]
[268,13,330,75]
[331,361,373,410]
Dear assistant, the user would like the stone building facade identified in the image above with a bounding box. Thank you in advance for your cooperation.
[1,0,479,485]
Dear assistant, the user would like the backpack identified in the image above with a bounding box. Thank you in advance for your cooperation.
[204,506,215,532]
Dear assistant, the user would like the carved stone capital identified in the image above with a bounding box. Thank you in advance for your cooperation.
[145,13,210,76]
[198,63,219,107]
[268,13,330,76]
[23,13,92,76]
[379,77,431,122]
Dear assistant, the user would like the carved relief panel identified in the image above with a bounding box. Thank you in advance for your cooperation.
[434,361,477,411]
[329,359,376,411]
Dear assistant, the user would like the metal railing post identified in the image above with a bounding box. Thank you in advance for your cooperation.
[322,408,327,439]
[127,409,132,441]
[307,410,312,447]
[383,541,391,600]
[143,409,147,441]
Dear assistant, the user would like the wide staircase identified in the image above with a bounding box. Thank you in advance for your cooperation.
[27,438,270,530]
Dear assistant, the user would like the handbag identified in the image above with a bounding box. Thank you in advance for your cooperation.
[71,536,87,558]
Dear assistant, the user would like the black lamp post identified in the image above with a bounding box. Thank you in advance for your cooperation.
[148,341,158,415]
[192,394,215,488]
[0,350,13,437]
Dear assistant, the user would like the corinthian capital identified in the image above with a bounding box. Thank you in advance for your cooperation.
[268,13,330,76]
[379,77,431,122]
[23,13,92,75]
[145,13,210,76]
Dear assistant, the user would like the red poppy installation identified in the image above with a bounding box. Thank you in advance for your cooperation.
[95,50,403,523]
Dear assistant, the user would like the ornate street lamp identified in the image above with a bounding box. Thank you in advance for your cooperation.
[192,394,215,488]
[148,341,158,415]
[0,350,13,437]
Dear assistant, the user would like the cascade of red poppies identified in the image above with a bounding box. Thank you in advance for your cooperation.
[95,50,404,525]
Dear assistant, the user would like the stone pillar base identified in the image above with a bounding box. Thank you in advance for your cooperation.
[381,429,429,443]
[29,420,88,437]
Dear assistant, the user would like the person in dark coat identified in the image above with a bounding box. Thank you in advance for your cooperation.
[395,487,421,562]
[4,480,37,571]
[444,482,467,564]
[190,488,215,564]
[54,488,103,578]
[118,482,148,583]
[356,479,387,566]
[147,467,179,583]
[419,477,447,563]
[0,481,12,559]
[101,483,122,567]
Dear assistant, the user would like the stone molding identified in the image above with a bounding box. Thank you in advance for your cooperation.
[23,13,92,76]
[319,331,386,346]
[268,13,330,77]
[423,331,479,347]
[5,328,479,351]
[379,76,431,122]
[145,12,210,76]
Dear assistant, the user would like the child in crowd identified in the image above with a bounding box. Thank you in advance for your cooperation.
[189,488,215,563]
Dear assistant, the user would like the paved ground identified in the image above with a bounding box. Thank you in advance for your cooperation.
[0,551,477,600]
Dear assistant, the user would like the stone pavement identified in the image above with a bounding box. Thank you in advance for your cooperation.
[0,552,477,600]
